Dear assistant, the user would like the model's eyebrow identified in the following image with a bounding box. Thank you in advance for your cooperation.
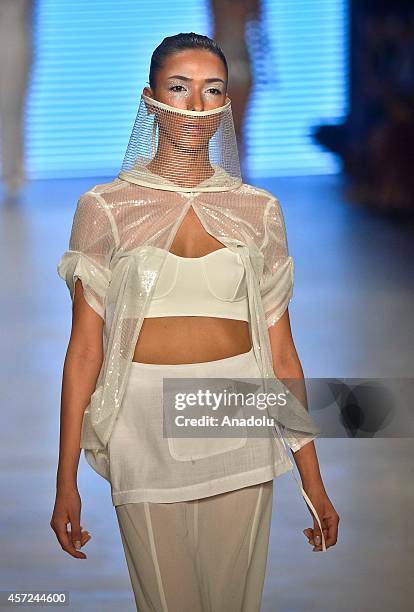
[168,74,225,84]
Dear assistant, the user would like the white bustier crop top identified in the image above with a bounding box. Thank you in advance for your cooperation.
[145,247,249,322]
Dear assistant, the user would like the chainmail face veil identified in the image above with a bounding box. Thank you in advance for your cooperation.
[118,93,243,192]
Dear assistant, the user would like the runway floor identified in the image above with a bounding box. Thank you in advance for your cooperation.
[0,173,413,611]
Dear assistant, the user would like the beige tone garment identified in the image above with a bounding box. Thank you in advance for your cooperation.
[57,92,326,551]
[115,480,274,612]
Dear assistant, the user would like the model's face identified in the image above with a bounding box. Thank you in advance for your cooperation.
[143,49,228,154]
[143,48,228,111]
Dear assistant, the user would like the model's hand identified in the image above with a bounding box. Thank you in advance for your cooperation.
[50,487,91,559]
[302,484,339,552]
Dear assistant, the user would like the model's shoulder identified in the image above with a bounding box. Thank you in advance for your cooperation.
[85,177,124,201]
[73,181,121,243]
[87,177,161,206]
[234,182,281,208]
[72,179,119,212]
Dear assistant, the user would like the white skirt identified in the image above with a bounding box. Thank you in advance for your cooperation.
[108,347,292,506]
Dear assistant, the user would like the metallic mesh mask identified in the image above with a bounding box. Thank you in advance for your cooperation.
[118,93,242,192]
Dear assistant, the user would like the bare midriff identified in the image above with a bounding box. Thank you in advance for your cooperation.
[132,206,252,365]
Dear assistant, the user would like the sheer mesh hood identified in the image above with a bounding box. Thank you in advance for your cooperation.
[118,93,242,192]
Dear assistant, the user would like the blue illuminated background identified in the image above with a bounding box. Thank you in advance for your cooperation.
[27,0,348,180]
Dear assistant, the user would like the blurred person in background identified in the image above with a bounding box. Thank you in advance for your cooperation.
[314,0,414,217]
[0,0,34,202]
[211,0,277,177]
[354,9,414,215]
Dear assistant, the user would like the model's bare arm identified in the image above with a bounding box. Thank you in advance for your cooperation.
[268,308,340,551]
[50,279,103,559]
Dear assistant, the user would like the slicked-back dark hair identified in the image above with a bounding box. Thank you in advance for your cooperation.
[148,32,228,90]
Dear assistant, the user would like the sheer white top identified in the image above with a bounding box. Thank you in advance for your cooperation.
[145,246,249,322]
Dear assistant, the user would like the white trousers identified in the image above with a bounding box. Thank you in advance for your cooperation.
[115,479,273,612]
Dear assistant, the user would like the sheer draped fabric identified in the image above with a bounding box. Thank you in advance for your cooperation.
[115,481,274,612]
[260,197,295,328]
[57,179,321,460]
[57,193,115,320]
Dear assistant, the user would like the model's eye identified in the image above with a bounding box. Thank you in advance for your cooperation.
[208,88,222,96]
[169,85,186,92]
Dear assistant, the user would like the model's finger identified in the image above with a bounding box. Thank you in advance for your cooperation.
[55,522,86,558]
[303,527,314,544]
[311,519,324,551]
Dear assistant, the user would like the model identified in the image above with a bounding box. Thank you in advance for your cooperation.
[51,32,340,612]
